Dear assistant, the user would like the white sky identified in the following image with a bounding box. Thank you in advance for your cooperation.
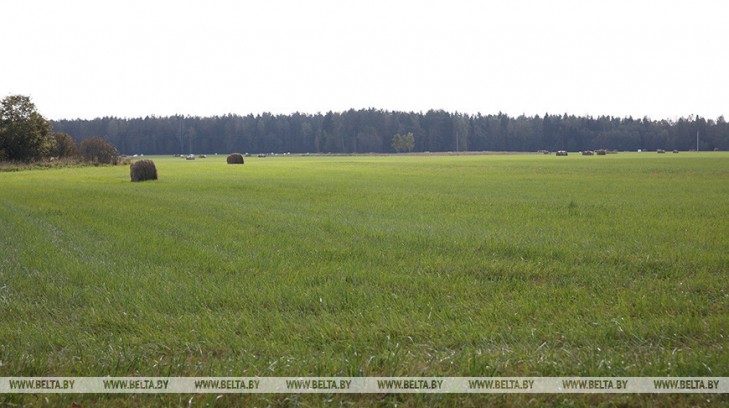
[2,0,728,120]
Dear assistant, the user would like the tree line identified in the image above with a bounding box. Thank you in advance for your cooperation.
[52,110,729,155]
[7,94,726,163]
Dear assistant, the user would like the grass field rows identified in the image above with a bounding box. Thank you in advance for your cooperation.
[1,153,727,406]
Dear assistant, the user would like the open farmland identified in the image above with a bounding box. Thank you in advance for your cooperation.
[1,153,727,406]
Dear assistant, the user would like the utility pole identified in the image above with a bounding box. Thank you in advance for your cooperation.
[178,117,184,154]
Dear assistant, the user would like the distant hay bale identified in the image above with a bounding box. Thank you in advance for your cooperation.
[227,153,245,164]
[130,160,157,182]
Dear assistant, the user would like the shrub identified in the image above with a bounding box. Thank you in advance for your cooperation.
[79,136,119,164]
[130,160,157,182]
[227,153,245,164]
[50,132,79,159]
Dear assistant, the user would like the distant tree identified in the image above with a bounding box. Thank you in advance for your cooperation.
[0,95,54,162]
[356,126,382,152]
[79,136,119,164]
[392,132,415,153]
[402,132,415,152]
[452,114,469,151]
[392,133,405,153]
[50,132,78,158]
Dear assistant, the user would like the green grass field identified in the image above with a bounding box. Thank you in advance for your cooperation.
[1,153,727,406]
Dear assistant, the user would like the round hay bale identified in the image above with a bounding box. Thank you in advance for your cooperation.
[130,160,158,182]
[227,153,245,164]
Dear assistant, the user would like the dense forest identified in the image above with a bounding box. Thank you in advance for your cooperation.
[52,110,729,155]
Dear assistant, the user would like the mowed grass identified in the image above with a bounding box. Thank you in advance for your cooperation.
[0,153,727,406]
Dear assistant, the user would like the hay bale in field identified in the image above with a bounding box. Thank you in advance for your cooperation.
[227,153,245,164]
[130,160,157,182]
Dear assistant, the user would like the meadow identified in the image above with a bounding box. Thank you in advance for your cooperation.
[1,153,727,406]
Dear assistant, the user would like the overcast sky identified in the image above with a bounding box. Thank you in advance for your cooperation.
[2,0,728,120]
